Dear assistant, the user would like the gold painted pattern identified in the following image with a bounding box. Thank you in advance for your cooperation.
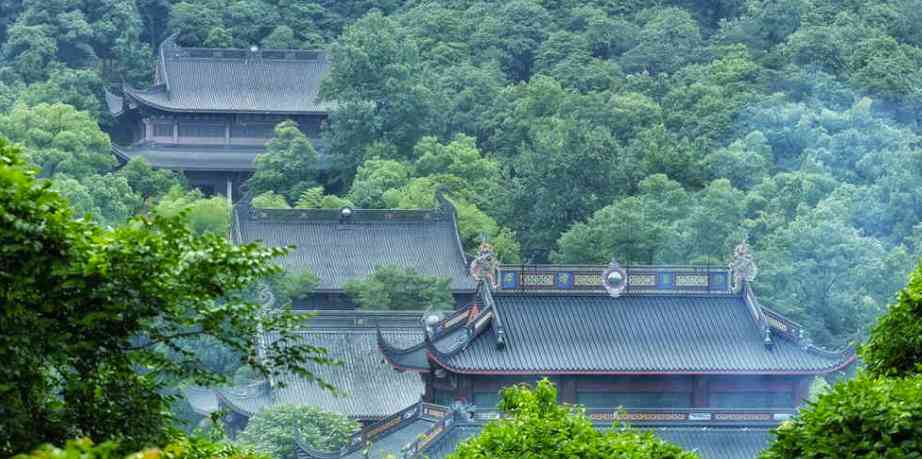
[523,273,554,286]
[766,316,788,332]
[364,415,402,440]
[423,406,448,419]
[628,274,657,287]
[675,274,708,287]
[573,273,602,287]
[714,413,773,421]
[590,412,687,422]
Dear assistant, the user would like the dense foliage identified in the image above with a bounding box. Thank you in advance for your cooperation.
[761,375,922,458]
[4,0,920,345]
[236,405,359,459]
[343,265,454,311]
[0,138,333,455]
[861,260,922,378]
[449,379,696,459]
[761,255,922,457]
[13,436,271,459]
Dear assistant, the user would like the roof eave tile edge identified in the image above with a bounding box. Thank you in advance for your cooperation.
[423,356,858,376]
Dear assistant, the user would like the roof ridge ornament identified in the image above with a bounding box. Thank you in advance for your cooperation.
[469,239,498,289]
[730,239,758,292]
[603,258,627,297]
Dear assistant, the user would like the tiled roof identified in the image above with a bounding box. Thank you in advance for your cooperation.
[655,427,773,459]
[216,381,273,416]
[298,404,777,459]
[113,144,262,171]
[424,426,772,459]
[182,386,219,416]
[233,202,475,292]
[125,36,331,114]
[397,291,853,375]
[265,328,425,419]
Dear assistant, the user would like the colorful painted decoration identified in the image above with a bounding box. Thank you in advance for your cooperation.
[469,240,499,288]
[602,258,627,297]
[729,239,758,291]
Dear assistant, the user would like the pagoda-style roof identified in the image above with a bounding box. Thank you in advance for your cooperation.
[203,311,426,421]
[231,198,476,293]
[113,143,262,172]
[381,265,856,376]
[123,35,331,115]
[297,401,781,459]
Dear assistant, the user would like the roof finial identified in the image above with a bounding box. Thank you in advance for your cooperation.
[469,240,498,289]
[730,239,757,292]
[602,258,627,298]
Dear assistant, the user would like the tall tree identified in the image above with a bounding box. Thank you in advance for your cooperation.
[0,138,332,455]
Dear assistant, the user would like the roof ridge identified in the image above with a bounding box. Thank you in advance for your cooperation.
[241,205,455,223]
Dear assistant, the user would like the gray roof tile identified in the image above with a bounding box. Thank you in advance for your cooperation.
[266,328,425,419]
[234,204,475,292]
[431,294,851,374]
[126,36,332,114]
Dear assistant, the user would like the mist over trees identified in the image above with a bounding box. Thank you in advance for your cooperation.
[2,0,921,354]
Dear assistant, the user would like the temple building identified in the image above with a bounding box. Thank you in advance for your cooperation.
[106,34,331,196]
[186,311,428,437]
[189,253,855,458]
[380,262,854,411]
[230,198,477,309]
[295,252,855,458]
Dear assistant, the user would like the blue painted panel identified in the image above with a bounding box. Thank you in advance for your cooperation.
[710,272,728,290]
[500,271,518,289]
[555,271,574,289]
[657,272,674,289]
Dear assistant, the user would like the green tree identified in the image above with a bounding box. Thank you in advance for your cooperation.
[116,157,183,200]
[52,173,144,226]
[861,261,922,378]
[449,379,696,459]
[294,187,354,209]
[250,191,291,209]
[236,405,359,459]
[154,186,231,235]
[321,11,437,177]
[0,102,114,178]
[247,120,319,203]
[343,265,454,311]
[760,374,922,458]
[0,138,333,455]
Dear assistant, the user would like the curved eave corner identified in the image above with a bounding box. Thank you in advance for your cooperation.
[377,325,430,373]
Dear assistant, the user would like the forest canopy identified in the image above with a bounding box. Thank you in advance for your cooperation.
[3,0,921,350]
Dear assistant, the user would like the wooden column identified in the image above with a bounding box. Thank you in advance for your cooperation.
[143,118,152,141]
[692,375,709,408]
[225,120,231,145]
[559,377,577,404]
[457,375,473,404]
[172,120,178,144]
[794,376,813,407]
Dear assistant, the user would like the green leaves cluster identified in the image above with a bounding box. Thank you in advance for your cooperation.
[236,405,359,459]
[449,379,697,459]
[13,435,271,459]
[0,138,331,455]
[861,261,922,378]
[343,265,454,311]
[761,256,922,457]
[761,375,922,458]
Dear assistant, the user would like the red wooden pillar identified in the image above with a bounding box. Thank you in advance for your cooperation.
[692,375,709,408]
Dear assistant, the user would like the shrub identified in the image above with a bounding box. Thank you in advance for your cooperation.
[760,374,922,458]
